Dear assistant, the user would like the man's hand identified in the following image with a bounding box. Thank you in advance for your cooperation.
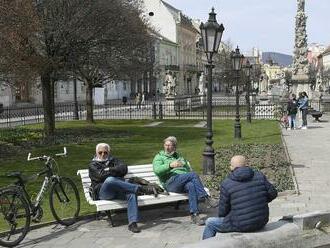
[170,160,183,168]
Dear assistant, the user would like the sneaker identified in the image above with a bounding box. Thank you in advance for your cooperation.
[301,126,308,130]
[191,213,205,226]
[128,222,141,233]
[204,197,219,208]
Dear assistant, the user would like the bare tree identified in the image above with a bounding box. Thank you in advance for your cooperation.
[0,0,153,135]
[213,40,236,94]
[68,0,154,123]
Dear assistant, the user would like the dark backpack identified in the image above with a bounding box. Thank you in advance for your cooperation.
[127,176,166,197]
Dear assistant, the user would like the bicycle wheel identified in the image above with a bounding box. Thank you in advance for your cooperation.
[0,189,30,247]
[49,177,80,226]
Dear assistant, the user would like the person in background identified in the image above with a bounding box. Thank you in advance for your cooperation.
[298,91,309,129]
[287,93,298,130]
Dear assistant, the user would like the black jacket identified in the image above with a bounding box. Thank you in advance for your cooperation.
[89,156,128,199]
[287,99,298,115]
[217,166,277,232]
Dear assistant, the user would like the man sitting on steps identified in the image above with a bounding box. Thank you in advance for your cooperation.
[202,155,278,239]
[89,143,155,233]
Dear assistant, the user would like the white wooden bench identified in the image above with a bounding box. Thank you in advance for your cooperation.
[77,164,209,225]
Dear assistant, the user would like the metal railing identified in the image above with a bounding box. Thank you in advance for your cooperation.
[1,96,329,128]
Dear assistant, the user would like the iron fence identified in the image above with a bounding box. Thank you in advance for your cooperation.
[1,96,329,128]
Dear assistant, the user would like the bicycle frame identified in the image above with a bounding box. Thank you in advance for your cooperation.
[13,147,68,214]
[13,166,52,215]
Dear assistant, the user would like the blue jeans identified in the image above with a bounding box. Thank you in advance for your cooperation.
[99,176,139,224]
[165,172,208,214]
[203,217,225,239]
[288,114,296,129]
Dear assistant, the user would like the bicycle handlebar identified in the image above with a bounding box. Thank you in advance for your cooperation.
[27,147,67,161]
[55,147,67,157]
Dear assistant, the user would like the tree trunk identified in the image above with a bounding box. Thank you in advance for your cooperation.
[73,77,79,120]
[86,81,94,123]
[41,71,55,140]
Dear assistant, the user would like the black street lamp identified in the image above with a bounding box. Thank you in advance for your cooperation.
[231,46,244,139]
[200,8,224,175]
[244,59,253,123]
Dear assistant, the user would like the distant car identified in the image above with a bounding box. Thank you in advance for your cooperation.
[0,103,3,114]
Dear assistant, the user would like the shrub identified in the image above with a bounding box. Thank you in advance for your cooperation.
[203,143,294,193]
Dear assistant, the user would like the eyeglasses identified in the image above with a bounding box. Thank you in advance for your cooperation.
[98,151,108,155]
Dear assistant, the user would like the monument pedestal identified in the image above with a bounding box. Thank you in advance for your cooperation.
[292,73,312,98]
[165,96,176,114]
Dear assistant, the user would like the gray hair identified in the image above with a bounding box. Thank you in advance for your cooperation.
[163,136,177,147]
[96,143,110,153]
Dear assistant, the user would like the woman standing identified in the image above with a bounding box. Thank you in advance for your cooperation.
[298,91,309,129]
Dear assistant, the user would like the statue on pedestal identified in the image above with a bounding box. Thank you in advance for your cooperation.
[198,72,206,95]
[163,70,176,98]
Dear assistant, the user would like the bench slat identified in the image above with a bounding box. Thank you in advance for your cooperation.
[95,193,189,211]
[81,176,160,184]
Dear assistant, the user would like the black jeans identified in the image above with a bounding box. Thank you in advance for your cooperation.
[301,109,308,127]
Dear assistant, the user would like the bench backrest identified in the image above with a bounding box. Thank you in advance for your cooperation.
[77,164,160,204]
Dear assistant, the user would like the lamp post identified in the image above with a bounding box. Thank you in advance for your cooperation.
[231,46,244,139]
[200,8,224,175]
[244,60,252,123]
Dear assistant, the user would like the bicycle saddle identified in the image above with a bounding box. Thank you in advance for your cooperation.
[7,172,38,184]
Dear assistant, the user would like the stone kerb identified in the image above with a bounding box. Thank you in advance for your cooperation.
[181,212,330,248]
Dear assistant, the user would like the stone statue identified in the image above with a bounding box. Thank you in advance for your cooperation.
[315,71,323,92]
[298,0,305,12]
[292,0,309,77]
[163,70,176,97]
[198,72,205,95]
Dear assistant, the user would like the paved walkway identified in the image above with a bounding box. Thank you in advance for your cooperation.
[15,114,330,248]
[270,114,330,217]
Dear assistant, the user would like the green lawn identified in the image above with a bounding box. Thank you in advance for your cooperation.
[0,119,281,224]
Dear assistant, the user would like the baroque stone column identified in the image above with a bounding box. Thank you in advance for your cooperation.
[292,0,311,96]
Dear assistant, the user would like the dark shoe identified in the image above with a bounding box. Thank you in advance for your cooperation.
[128,222,141,233]
[191,213,205,226]
[138,185,158,196]
[205,197,219,208]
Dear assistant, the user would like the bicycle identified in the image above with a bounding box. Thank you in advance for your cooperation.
[274,105,289,129]
[0,148,80,247]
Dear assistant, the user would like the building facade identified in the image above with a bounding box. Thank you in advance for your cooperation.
[143,0,199,96]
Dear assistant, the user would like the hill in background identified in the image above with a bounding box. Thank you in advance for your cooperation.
[262,52,293,67]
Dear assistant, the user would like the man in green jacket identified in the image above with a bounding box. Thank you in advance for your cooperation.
[153,136,216,225]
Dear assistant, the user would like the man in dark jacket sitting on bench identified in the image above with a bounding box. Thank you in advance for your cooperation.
[89,143,154,233]
[202,155,278,239]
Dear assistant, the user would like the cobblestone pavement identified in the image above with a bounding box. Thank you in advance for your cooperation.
[14,114,330,248]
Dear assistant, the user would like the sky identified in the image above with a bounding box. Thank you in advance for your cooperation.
[164,0,330,55]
